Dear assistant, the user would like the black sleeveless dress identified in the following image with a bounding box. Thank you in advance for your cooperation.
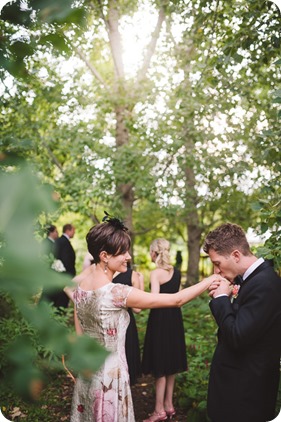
[142,267,187,377]
[113,268,142,385]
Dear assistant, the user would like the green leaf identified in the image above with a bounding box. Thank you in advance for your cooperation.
[272,97,281,104]
[30,0,86,24]
[9,41,34,59]
[233,53,244,63]
[251,201,263,211]
[39,33,71,53]
[260,222,268,234]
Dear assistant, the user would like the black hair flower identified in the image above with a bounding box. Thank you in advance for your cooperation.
[102,211,128,231]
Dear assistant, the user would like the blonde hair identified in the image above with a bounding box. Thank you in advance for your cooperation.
[150,238,173,271]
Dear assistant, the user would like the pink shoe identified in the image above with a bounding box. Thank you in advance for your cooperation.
[165,408,176,419]
[143,410,167,422]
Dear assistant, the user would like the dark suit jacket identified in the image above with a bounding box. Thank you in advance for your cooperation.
[208,261,281,422]
[41,236,72,308]
[55,235,76,277]
[42,237,56,258]
[44,234,76,308]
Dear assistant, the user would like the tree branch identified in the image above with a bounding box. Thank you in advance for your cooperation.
[41,139,64,173]
[73,46,107,87]
[106,0,125,79]
[137,7,165,82]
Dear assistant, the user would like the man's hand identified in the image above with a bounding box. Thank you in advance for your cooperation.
[209,278,232,298]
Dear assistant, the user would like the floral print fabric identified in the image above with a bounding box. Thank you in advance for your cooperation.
[71,283,135,422]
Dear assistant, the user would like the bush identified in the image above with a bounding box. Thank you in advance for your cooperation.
[0,161,108,400]
[175,295,217,420]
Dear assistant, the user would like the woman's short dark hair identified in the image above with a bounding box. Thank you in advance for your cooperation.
[86,221,131,263]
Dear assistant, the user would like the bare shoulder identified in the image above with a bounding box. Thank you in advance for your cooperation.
[151,267,173,284]
[74,266,95,289]
[150,268,162,277]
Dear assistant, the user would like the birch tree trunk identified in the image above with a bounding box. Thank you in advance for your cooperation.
[105,0,165,239]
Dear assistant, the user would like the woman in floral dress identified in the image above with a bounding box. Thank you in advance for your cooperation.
[65,214,222,422]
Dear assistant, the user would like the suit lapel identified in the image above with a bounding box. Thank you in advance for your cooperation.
[243,260,273,284]
[233,260,273,302]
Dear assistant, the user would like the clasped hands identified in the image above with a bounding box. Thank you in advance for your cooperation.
[207,275,232,299]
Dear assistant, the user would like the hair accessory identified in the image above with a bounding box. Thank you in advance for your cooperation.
[102,211,128,231]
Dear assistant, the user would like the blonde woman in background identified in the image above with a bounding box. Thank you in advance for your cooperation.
[142,239,187,422]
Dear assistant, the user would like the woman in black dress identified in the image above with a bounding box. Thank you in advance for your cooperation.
[113,264,144,385]
[142,239,187,422]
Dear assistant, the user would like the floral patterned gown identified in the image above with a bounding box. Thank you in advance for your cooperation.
[71,283,135,422]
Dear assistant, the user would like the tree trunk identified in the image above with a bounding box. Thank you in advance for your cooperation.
[183,159,202,286]
[105,1,165,260]
[114,103,135,258]
[186,218,202,286]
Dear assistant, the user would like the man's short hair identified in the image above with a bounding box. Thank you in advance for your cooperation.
[63,224,73,233]
[46,225,57,235]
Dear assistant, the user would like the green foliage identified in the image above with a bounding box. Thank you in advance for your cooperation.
[0,0,87,78]
[176,296,217,419]
[1,0,281,263]
[0,370,72,421]
[252,67,281,270]
[0,157,108,400]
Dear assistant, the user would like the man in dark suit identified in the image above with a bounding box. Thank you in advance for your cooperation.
[55,224,76,277]
[42,225,58,258]
[204,223,281,422]
[53,223,76,308]
[41,224,61,305]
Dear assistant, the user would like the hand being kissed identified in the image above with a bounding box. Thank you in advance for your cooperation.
[209,277,232,298]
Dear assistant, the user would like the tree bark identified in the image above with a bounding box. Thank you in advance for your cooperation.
[186,217,202,286]
[183,152,202,286]
[105,0,165,259]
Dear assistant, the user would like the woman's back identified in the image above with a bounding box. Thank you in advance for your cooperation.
[142,268,187,378]
[74,283,130,349]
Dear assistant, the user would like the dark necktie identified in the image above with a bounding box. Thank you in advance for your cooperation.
[234,275,243,285]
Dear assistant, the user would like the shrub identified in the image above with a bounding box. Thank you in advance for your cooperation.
[175,295,217,421]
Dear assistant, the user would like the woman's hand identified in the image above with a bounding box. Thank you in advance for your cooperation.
[209,277,232,298]
[203,274,224,289]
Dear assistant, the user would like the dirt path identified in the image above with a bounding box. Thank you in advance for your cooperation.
[57,373,187,422]
[131,375,187,422]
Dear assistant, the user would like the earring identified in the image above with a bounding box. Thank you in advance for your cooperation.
[104,261,108,273]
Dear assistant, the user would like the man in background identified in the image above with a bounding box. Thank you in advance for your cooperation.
[41,224,61,306]
[42,224,58,258]
[54,224,76,308]
[55,224,76,277]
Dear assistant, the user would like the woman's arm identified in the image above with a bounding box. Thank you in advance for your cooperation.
[126,274,222,309]
[63,286,84,335]
[131,270,144,313]
[150,270,161,294]
[138,272,144,291]
[74,306,83,335]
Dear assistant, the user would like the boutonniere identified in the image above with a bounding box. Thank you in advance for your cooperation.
[231,284,240,300]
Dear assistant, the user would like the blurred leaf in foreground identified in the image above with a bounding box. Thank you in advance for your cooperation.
[0,156,108,400]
